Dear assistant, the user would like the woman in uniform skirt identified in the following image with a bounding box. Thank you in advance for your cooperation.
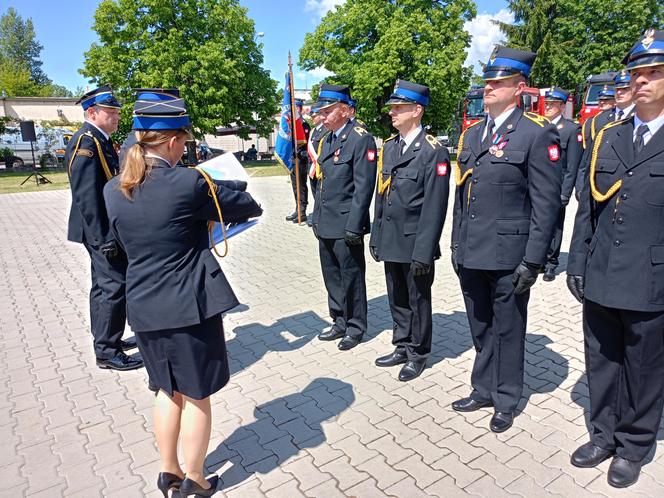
[103,94,262,497]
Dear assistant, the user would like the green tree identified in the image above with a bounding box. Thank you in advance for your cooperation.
[498,0,664,89]
[0,62,41,96]
[81,0,279,138]
[0,7,49,85]
[299,0,476,138]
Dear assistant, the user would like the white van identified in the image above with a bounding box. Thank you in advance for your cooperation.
[0,126,72,167]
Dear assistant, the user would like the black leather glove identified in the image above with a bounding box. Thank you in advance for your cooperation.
[100,240,119,261]
[411,260,432,276]
[512,260,541,295]
[450,243,459,276]
[344,230,363,246]
[566,274,585,303]
[369,246,379,262]
[561,195,570,206]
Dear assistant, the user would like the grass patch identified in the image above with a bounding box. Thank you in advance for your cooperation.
[245,165,288,177]
[0,170,70,194]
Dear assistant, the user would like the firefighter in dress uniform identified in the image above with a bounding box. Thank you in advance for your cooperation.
[542,88,583,281]
[566,29,664,488]
[576,72,636,195]
[286,99,311,224]
[65,85,143,371]
[103,93,263,497]
[312,84,377,351]
[450,47,562,433]
[369,80,450,381]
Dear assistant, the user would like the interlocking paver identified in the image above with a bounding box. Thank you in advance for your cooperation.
[2,182,663,497]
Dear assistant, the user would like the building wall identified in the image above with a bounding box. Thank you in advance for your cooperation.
[1,97,83,124]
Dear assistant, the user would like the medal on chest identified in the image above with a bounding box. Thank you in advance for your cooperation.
[333,148,341,162]
[489,134,508,157]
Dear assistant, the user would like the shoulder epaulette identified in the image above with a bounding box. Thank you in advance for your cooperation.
[524,112,550,127]
[425,134,440,149]
[353,126,369,136]
[456,120,482,153]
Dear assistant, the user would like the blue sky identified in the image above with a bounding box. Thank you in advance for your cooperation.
[2,0,509,93]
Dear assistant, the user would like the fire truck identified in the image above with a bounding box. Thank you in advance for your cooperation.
[576,71,617,125]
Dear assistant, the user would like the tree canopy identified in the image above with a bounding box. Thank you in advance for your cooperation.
[81,0,279,138]
[299,0,476,138]
[498,0,664,89]
[0,7,73,97]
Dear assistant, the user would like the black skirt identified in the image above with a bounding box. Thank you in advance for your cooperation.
[135,314,230,400]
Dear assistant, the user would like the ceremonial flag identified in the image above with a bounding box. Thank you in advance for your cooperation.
[274,72,306,172]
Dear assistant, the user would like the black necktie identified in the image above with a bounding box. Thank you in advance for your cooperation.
[616,109,624,121]
[482,120,495,149]
[398,138,406,157]
[634,124,649,156]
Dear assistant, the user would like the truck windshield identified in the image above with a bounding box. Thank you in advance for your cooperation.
[585,84,610,105]
[466,97,484,118]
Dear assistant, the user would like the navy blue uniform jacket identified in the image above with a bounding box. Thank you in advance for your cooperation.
[568,117,664,312]
[452,109,562,269]
[103,159,263,332]
[313,121,377,238]
[370,130,450,264]
[66,122,118,245]
[556,117,583,200]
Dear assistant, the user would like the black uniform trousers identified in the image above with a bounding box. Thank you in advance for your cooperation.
[318,237,367,339]
[546,206,566,269]
[290,159,309,215]
[583,299,664,461]
[83,241,128,359]
[459,267,529,412]
[385,262,435,362]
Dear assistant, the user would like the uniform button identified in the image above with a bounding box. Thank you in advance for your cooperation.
[322,200,326,205]
[475,162,480,166]
[617,217,624,224]
[470,214,476,219]
[388,201,392,206]
[614,240,621,246]
[386,216,391,221]
[471,196,476,202]
[627,171,633,176]
[472,179,478,184]
[620,193,628,200]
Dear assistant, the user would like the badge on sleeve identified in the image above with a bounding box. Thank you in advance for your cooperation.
[548,145,560,162]
[367,149,376,162]
[436,161,448,176]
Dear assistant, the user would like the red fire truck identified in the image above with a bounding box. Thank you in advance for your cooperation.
[576,71,617,125]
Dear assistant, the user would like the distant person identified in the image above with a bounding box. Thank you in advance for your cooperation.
[104,93,263,497]
[245,143,258,161]
[65,85,143,372]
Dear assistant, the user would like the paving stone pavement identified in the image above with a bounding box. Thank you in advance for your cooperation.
[1,176,663,498]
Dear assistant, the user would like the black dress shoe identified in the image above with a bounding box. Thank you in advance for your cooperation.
[292,213,307,224]
[96,352,144,371]
[375,350,408,367]
[451,396,492,412]
[318,327,345,341]
[570,442,613,468]
[179,475,219,497]
[338,335,360,351]
[398,360,426,381]
[157,472,183,498]
[285,212,297,221]
[608,457,641,488]
[120,337,137,350]
[489,411,514,433]
[542,267,556,282]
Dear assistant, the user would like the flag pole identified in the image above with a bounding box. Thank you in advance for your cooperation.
[288,52,302,225]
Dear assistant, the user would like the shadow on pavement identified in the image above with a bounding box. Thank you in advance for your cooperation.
[519,333,569,412]
[226,310,330,375]
[204,377,355,491]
